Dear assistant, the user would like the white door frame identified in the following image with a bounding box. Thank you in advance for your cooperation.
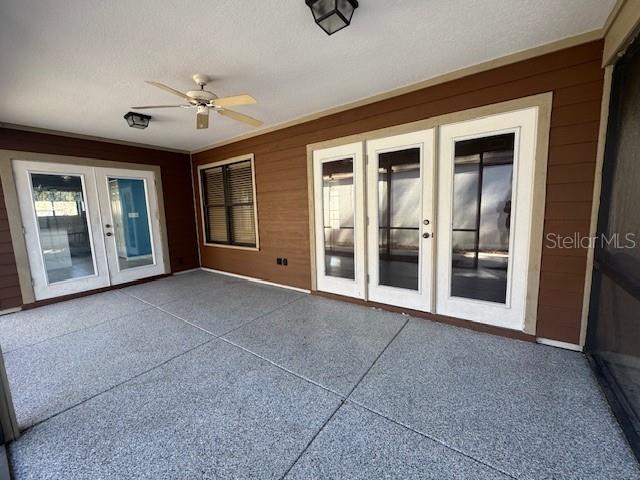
[94,167,167,285]
[13,160,110,300]
[313,142,366,299]
[308,94,551,334]
[366,129,435,311]
[436,107,539,330]
[13,160,168,300]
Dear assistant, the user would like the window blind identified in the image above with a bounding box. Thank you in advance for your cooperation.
[201,159,257,247]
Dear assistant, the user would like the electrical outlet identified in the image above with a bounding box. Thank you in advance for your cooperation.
[282,258,288,266]
[276,258,282,265]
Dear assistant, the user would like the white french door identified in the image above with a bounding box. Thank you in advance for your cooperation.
[313,131,434,310]
[313,142,366,298]
[94,167,166,285]
[13,161,167,300]
[313,106,542,332]
[366,130,434,311]
[14,161,110,299]
[436,107,539,330]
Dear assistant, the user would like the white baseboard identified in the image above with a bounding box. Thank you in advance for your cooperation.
[0,306,21,316]
[536,337,583,352]
[172,268,202,276]
[200,267,311,294]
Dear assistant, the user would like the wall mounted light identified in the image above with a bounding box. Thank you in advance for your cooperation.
[305,0,359,35]
[124,111,151,129]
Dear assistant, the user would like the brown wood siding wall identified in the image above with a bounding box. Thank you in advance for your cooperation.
[0,128,199,309]
[0,179,22,310]
[193,40,606,344]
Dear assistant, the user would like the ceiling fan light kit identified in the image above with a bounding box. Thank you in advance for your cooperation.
[123,111,151,129]
[131,74,263,131]
[305,0,358,35]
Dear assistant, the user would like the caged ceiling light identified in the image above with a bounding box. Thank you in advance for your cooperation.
[305,0,359,35]
[124,111,151,129]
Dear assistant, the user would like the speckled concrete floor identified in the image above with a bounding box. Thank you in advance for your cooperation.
[1,271,638,479]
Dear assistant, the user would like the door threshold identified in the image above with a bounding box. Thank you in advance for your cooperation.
[21,273,171,310]
[312,290,535,342]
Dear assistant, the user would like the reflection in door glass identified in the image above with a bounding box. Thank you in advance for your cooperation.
[322,158,355,280]
[30,173,95,283]
[451,133,515,303]
[108,178,154,270]
[378,148,420,290]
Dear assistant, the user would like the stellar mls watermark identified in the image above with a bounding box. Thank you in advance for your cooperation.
[545,232,637,249]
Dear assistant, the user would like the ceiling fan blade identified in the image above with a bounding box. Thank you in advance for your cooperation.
[218,109,263,128]
[211,95,257,107]
[197,111,209,130]
[145,81,191,101]
[131,105,186,109]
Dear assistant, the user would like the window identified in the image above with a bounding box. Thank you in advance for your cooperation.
[199,155,259,249]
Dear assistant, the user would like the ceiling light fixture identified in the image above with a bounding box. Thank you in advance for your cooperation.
[305,0,358,35]
[124,111,151,129]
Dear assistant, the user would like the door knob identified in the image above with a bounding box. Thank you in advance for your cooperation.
[423,219,430,225]
[105,224,112,228]
[106,232,113,237]
[422,232,430,239]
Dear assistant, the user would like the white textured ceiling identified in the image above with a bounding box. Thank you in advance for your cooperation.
[0,0,615,152]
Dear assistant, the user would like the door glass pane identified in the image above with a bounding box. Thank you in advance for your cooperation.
[322,158,354,280]
[451,133,515,303]
[30,173,95,283]
[378,147,420,290]
[108,178,154,270]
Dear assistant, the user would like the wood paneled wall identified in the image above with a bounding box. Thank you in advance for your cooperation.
[0,179,22,310]
[193,40,606,344]
[0,128,199,309]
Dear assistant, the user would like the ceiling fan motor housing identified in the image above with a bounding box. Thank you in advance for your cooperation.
[187,90,217,105]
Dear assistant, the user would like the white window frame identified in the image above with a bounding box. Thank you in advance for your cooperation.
[197,153,260,251]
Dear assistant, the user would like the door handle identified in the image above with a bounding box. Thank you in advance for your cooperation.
[105,224,112,228]
[422,232,431,239]
[106,232,113,237]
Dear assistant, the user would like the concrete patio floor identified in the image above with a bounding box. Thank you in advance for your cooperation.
[0,270,638,479]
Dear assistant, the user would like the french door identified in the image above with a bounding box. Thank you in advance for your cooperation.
[313,106,541,332]
[313,142,366,299]
[313,131,434,309]
[94,168,165,285]
[436,108,538,330]
[366,130,434,310]
[13,161,167,300]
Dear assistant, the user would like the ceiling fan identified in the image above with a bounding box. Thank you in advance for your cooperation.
[132,74,263,130]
